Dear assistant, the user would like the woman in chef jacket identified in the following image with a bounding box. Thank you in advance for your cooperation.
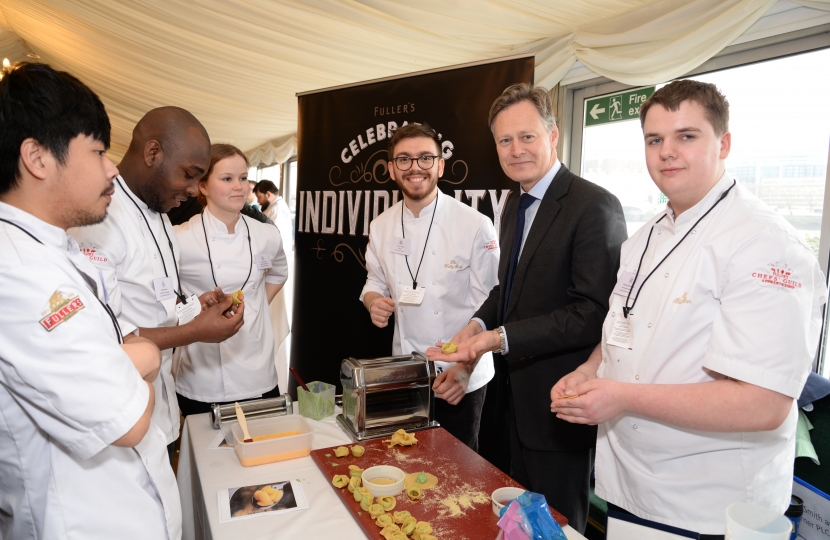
[174,144,288,416]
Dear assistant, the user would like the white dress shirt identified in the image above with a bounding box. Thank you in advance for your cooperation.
[0,202,180,540]
[360,190,499,393]
[264,197,293,253]
[595,173,827,534]
[174,208,288,401]
[69,177,181,444]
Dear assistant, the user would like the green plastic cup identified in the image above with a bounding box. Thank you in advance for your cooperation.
[297,381,335,421]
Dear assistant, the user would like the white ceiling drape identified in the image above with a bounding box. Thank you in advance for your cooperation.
[0,0,823,165]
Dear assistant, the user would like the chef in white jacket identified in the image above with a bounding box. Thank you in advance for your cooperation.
[0,62,180,540]
[175,144,289,415]
[360,123,499,451]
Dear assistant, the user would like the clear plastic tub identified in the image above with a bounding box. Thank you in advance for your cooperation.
[231,415,313,467]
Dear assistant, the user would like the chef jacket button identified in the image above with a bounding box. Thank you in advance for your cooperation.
[647,323,652,328]
[633,424,638,430]
[432,281,435,285]
[692,229,696,234]
[217,265,221,269]
[635,375,640,380]
[657,230,662,235]
[611,312,615,317]
[664,272,668,278]
[398,281,401,284]
[154,254,157,259]
[434,310,438,314]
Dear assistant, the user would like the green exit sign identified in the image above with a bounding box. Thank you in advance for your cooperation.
[585,87,655,127]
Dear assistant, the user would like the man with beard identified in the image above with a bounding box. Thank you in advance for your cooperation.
[70,107,245,458]
[0,62,180,540]
[360,123,500,451]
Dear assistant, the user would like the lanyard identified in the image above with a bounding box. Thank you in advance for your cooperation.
[117,179,187,303]
[400,194,438,290]
[200,210,253,292]
[623,180,736,318]
[0,217,123,344]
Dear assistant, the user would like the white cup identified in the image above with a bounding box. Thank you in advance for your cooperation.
[725,503,792,540]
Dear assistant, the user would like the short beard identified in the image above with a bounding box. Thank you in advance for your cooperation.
[396,173,438,202]
[73,208,109,228]
[141,163,169,213]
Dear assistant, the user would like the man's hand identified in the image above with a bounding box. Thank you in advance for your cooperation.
[120,335,161,382]
[199,286,226,311]
[550,371,591,402]
[189,295,245,343]
[550,378,629,425]
[426,323,498,366]
[367,295,395,328]
[433,364,473,405]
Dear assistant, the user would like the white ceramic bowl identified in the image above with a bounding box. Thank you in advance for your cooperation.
[361,465,405,497]
[492,487,526,516]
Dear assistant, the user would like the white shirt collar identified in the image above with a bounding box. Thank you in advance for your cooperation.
[0,200,71,251]
[666,170,734,227]
[521,159,561,200]
[203,206,241,235]
[402,189,442,220]
[116,175,150,211]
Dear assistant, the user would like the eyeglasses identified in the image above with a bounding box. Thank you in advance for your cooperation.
[391,155,439,171]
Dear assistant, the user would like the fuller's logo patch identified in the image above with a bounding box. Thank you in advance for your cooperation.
[752,262,802,291]
[39,290,85,331]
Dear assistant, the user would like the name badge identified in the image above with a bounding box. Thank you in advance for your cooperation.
[612,271,645,297]
[254,253,272,270]
[398,286,425,305]
[176,294,200,325]
[606,311,633,350]
[153,277,176,302]
[390,237,413,256]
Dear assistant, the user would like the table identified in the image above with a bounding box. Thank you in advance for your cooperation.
[178,411,588,540]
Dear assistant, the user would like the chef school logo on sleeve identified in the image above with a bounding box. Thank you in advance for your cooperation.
[79,242,107,263]
[39,290,85,331]
[484,239,498,251]
[752,262,802,291]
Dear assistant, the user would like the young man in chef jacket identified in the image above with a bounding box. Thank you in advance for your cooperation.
[0,62,181,540]
[70,107,246,455]
[360,123,500,451]
[551,80,826,537]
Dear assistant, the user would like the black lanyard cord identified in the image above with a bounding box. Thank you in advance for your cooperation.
[0,217,123,343]
[117,179,186,303]
[623,180,736,319]
[400,193,438,290]
[201,210,253,292]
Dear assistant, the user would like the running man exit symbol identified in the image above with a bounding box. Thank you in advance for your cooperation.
[610,96,623,120]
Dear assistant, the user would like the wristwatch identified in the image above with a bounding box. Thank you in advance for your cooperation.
[495,326,507,355]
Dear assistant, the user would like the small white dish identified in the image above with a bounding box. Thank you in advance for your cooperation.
[362,465,405,497]
[492,487,526,516]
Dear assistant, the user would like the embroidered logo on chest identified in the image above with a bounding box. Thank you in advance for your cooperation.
[79,244,108,263]
[672,292,691,305]
[444,259,463,270]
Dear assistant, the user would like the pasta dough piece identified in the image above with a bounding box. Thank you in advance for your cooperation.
[333,446,349,457]
[404,471,439,490]
[414,521,433,534]
[354,486,371,502]
[348,464,364,478]
[231,290,244,305]
[382,429,418,448]
[406,486,423,500]
[331,474,349,488]
[360,497,372,511]
[368,503,385,519]
[390,533,408,540]
[348,476,361,493]
[350,444,365,457]
[401,516,417,535]
[441,342,458,354]
[380,524,401,540]
[392,510,411,524]
[375,513,394,528]
[415,535,437,540]
[377,495,396,511]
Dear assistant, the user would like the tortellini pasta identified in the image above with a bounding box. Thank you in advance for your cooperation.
[331,474,349,488]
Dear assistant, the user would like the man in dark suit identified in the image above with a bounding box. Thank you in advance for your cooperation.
[428,83,626,532]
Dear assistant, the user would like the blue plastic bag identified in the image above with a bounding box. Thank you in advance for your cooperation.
[498,491,568,540]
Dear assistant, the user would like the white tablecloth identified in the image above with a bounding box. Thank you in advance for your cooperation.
[177,411,587,540]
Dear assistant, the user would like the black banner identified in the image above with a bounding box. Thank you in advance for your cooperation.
[289,55,535,395]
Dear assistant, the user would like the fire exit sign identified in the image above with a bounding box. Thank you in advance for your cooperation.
[585,87,655,127]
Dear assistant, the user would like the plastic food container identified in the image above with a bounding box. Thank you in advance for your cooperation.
[231,415,313,467]
[362,465,405,497]
[492,487,526,516]
[298,381,336,421]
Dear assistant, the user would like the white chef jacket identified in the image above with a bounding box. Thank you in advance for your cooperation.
[595,173,827,534]
[264,197,293,253]
[174,208,288,402]
[69,177,181,444]
[0,202,181,540]
[360,190,499,393]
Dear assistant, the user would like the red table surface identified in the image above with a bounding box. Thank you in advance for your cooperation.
[310,427,567,540]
